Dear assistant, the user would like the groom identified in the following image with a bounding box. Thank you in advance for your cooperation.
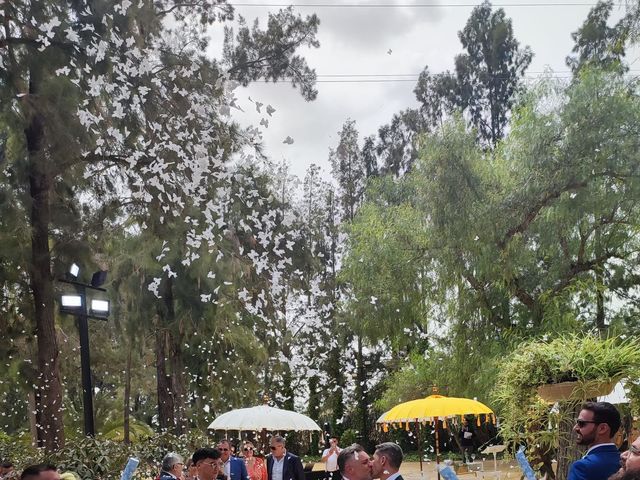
[370,443,404,480]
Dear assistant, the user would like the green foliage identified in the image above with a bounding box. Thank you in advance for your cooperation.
[223,6,320,101]
[0,432,212,480]
[339,429,358,447]
[415,1,532,147]
[566,1,630,75]
[494,333,640,470]
[343,67,640,420]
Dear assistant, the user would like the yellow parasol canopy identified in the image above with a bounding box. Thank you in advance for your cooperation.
[377,394,494,424]
[377,392,495,479]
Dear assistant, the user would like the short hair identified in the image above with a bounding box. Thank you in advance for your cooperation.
[218,438,231,446]
[162,452,184,472]
[375,442,403,469]
[330,436,339,441]
[582,401,621,438]
[271,435,286,445]
[193,448,221,465]
[21,464,57,480]
[337,444,366,475]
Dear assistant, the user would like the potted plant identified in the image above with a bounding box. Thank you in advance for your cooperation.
[497,334,639,404]
[494,334,640,480]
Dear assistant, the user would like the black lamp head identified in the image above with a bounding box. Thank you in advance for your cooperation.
[91,270,108,287]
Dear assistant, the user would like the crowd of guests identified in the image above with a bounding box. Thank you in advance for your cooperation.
[155,438,405,480]
[8,402,640,480]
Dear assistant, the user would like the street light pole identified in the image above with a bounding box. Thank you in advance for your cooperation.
[77,284,95,436]
[59,274,108,437]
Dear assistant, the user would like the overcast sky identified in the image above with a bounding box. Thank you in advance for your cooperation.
[210,1,634,180]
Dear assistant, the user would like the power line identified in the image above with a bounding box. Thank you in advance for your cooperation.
[229,2,611,8]
[255,72,640,83]
[314,70,640,77]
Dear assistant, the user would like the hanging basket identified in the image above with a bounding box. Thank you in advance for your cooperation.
[537,380,617,403]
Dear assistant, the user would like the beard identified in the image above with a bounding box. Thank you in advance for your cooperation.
[609,469,640,480]
[576,432,595,446]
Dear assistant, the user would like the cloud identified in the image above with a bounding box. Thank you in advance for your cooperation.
[316,0,444,50]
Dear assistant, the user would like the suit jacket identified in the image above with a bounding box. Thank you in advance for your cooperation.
[227,456,250,480]
[568,444,620,480]
[267,452,305,480]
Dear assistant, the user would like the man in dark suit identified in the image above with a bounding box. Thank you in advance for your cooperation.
[371,443,403,480]
[569,401,621,480]
[218,439,250,480]
[337,444,372,480]
[267,436,305,480]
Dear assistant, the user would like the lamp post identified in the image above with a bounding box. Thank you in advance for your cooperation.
[58,265,109,437]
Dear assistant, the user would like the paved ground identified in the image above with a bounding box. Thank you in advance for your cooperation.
[312,460,524,480]
[396,460,522,480]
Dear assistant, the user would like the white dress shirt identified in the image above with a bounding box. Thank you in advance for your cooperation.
[272,456,285,480]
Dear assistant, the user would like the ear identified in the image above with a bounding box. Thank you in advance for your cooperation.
[597,423,611,437]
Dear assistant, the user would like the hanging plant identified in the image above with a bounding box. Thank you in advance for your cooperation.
[493,333,640,480]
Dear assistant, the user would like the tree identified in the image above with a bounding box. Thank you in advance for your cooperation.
[376,109,425,176]
[566,1,629,75]
[342,68,640,409]
[0,0,319,450]
[329,120,366,222]
[414,1,532,147]
[223,7,320,101]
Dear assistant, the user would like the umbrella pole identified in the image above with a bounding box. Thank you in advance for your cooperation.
[435,417,441,480]
[415,419,424,479]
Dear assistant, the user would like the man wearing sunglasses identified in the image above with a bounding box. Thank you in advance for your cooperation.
[266,436,304,480]
[218,440,250,480]
[569,401,621,480]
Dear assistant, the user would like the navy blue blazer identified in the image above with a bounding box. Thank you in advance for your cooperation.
[568,444,620,480]
[227,456,250,480]
[267,452,305,480]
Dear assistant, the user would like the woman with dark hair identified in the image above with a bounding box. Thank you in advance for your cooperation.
[243,442,267,480]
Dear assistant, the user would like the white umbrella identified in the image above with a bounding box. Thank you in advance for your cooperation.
[208,405,322,432]
[598,380,630,404]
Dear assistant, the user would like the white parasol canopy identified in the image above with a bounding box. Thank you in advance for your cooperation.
[207,405,322,432]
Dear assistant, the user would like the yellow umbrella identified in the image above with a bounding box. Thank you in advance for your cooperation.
[377,393,495,478]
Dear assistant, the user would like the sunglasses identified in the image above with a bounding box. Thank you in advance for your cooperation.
[244,448,253,452]
[575,420,599,428]
[270,446,278,450]
[219,448,230,451]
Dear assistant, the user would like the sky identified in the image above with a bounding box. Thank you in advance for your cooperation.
[210,1,634,180]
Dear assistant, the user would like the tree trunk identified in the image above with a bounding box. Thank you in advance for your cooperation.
[327,342,344,434]
[354,335,369,449]
[595,230,605,331]
[28,389,38,447]
[123,343,132,444]
[155,315,174,432]
[556,401,582,480]
[307,375,320,420]
[170,325,187,434]
[27,74,65,451]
